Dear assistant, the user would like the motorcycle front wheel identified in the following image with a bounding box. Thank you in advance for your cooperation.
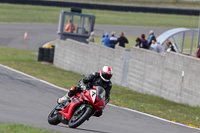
[68,106,92,128]
[48,105,61,125]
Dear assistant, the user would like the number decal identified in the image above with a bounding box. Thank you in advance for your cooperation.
[90,90,96,103]
[92,91,95,97]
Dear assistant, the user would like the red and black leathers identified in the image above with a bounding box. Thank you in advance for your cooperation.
[68,72,112,105]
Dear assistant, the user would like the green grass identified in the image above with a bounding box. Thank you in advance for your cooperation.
[0,48,83,89]
[0,123,59,133]
[0,3,199,28]
[0,46,200,128]
[110,86,200,128]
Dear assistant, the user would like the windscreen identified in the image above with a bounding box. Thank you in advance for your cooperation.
[96,86,106,101]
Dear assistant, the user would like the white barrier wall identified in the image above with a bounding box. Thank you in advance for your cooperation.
[54,39,200,106]
[127,47,200,106]
[54,39,125,86]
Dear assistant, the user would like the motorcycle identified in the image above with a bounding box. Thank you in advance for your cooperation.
[48,86,106,128]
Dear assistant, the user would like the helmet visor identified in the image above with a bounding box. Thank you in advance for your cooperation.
[102,73,112,80]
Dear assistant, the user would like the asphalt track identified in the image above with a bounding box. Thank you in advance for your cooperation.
[0,65,199,133]
[0,23,200,133]
[0,23,170,50]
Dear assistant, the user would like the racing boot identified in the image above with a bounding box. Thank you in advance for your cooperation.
[57,87,76,105]
[57,93,70,104]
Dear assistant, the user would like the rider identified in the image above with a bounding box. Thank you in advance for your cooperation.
[57,66,113,116]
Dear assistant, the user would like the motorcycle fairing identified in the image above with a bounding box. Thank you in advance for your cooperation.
[59,94,84,120]
[84,89,105,111]
[59,88,105,121]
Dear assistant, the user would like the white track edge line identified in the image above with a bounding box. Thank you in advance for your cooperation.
[0,64,199,130]
[108,104,200,130]
[0,64,68,92]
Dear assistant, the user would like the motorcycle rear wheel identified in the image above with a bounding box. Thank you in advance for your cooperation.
[68,106,92,128]
[48,106,61,125]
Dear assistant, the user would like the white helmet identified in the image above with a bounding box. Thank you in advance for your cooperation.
[100,66,113,82]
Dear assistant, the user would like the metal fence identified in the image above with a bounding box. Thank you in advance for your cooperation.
[157,28,199,56]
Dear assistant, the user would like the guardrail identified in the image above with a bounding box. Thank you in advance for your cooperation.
[1,0,200,16]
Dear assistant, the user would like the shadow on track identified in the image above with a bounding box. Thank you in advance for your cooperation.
[57,125,110,133]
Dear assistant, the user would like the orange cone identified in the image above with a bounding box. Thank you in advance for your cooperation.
[24,31,28,39]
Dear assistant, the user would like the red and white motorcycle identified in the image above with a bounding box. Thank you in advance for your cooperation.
[48,86,106,128]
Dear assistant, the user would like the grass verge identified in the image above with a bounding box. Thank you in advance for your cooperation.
[0,3,199,28]
[0,123,59,133]
[0,46,200,128]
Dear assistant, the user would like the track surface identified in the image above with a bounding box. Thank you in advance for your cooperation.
[0,65,199,133]
[0,23,199,133]
[0,23,170,50]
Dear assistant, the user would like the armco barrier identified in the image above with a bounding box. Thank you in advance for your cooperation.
[54,39,200,106]
[1,0,200,16]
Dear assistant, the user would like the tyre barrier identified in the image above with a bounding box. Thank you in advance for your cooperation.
[1,0,200,16]
[38,47,55,63]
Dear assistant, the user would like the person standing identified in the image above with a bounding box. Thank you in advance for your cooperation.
[197,47,200,58]
[164,40,178,52]
[88,32,95,43]
[135,37,149,49]
[149,38,164,54]
[147,30,156,46]
[65,20,75,33]
[116,32,129,48]
[102,33,111,47]
[141,34,148,48]
[109,32,117,48]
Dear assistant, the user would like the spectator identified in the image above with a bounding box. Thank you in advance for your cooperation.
[147,30,156,46]
[149,38,164,54]
[135,37,149,49]
[101,33,110,47]
[88,32,95,43]
[164,40,178,53]
[65,20,75,33]
[197,44,200,58]
[109,32,117,48]
[141,34,148,47]
[116,32,129,48]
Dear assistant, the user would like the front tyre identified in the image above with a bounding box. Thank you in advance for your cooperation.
[68,106,92,128]
[48,106,61,125]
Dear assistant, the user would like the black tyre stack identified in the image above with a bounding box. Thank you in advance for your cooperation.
[38,46,55,63]
[38,47,45,62]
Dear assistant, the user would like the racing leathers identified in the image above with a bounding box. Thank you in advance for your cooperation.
[58,72,112,117]
[68,72,112,105]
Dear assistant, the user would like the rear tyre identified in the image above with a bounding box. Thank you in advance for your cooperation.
[68,106,92,128]
[48,106,61,125]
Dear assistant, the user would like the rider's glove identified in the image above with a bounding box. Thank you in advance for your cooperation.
[81,85,87,91]
[79,80,87,91]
